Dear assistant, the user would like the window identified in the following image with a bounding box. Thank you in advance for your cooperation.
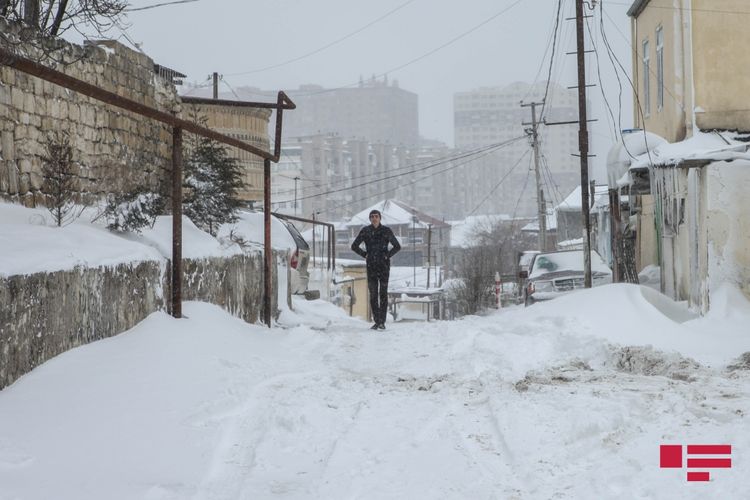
[656,27,664,110]
[642,39,650,116]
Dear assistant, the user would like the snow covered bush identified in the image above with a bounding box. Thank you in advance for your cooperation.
[103,188,164,233]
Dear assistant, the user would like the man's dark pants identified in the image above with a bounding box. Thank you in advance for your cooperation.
[367,264,390,325]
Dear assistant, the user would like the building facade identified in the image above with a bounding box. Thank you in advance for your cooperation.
[629,0,750,142]
[181,98,271,204]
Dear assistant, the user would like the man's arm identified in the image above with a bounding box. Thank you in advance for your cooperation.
[387,228,401,258]
[351,229,367,258]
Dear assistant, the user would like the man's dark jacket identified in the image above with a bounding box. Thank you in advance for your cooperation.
[351,224,401,266]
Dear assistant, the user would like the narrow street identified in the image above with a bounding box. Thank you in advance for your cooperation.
[1,289,748,499]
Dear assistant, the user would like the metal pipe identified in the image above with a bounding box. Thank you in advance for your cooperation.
[171,127,183,318]
[264,158,272,327]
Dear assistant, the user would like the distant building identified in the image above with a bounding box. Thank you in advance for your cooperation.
[192,76,419,147]
[453,82,585,217]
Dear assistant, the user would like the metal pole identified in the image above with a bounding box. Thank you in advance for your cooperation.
[576,0,592,288]
[426,224,432,288]
[311,212,316,268]
[263,158,272,327]
[171,126,183,318]
[212,72,218,99]
[412,216,417,285]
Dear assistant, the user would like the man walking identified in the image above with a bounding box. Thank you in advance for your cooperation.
[351,209,401,329]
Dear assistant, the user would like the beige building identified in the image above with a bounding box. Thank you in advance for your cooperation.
[627,0,750,310]
[629,0,750,141]
[181,97,271,204]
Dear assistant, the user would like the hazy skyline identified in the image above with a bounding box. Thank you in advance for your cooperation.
[114,0,636,183]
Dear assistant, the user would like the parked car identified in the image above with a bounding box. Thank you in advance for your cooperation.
[522,249,612,306]
[218,211,310,295]
[280,218,310,295]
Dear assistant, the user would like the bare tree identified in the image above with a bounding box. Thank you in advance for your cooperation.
[1,0,127,37]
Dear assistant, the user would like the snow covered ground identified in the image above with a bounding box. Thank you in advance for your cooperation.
[1,284,750,499]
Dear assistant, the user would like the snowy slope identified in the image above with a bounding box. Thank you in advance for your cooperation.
[1,285,749,499]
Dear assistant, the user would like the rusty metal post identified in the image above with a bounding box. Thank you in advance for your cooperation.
[332,227,336,271]
[327,225,332,270]
[264,158,272,327]
[171,126,183,318]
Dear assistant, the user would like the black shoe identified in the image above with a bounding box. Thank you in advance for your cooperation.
[377,323,386,330]
[370,323,379,330]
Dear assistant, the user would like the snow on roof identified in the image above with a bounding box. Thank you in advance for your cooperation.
[626,130,750,175]
[556,185,609,211]
[606,130,667,188]
[521,210,557,232]
[344,200,448,229]
[447,214,514,248]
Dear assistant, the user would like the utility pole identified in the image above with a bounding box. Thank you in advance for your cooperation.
[575,0,593,288]
[212,72,219,99]
[426,224,432,288]
[521,100,547,252]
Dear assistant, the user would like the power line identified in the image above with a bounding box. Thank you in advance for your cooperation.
[290,0,527,98]
[274,138,524,198]
[297,136,526,203]
[539,0,565,122]
[125,0,200,12]
[604,2,750,15]
[468,149,530,216]
[585,12,619,142]
[317,139,523,217]
[226,0,418,76]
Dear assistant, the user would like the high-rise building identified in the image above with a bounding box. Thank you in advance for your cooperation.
[453,82,585,216]
[196,76,419,147]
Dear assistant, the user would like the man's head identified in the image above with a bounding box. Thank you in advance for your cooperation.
[369,209,381,227]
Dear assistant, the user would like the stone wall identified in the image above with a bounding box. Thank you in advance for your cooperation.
[0,18,179,207]
[0,251,274,390]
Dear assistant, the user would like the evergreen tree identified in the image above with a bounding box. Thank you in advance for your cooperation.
[183,120,245,236]
[41,131,78,226]
[103,186,165,233]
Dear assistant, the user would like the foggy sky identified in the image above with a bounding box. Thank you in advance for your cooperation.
[118,0,635,182]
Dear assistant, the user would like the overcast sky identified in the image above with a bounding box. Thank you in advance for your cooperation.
[116,0,635,183]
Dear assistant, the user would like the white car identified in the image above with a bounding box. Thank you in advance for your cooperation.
[219,211,310,294]
[523,249,612,305]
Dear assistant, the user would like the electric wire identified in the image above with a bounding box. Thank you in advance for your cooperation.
[226,0,418,76]
[125,0,200,12]
[538,0,565,122]
[273,138,525,198]
[296,136,527,203]
[467,149,531,216]
[316,139,524,217]
[290,0,527,98]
